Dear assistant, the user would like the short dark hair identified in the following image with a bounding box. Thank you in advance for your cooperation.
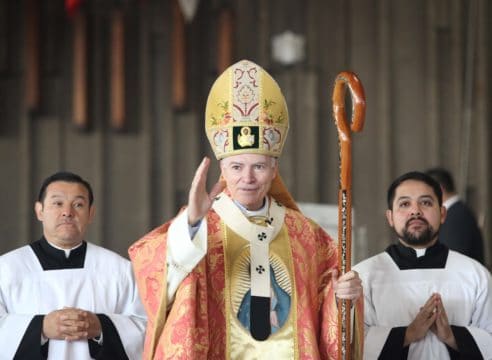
[387,171,442,209]
[425,167,455,193]
[38,171,94,206]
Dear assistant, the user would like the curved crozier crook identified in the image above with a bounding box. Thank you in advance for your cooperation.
[332,72,366,190]
[332,71,366,138]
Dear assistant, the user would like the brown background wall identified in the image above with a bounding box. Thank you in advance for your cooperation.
[0,0,490,268]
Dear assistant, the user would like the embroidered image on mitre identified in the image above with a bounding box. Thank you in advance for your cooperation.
[205,59,289,159]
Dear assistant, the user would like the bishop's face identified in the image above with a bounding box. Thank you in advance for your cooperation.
[386,179,446,248]
[35,181,95,249]
[220,154,278,211]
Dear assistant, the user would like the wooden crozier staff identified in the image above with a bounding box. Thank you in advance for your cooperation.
[332,72,366,360]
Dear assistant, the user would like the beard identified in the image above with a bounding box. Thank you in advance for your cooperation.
[395,217,439,246]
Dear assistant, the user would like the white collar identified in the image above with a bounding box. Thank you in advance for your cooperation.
[46,240,84,258]
[415,248,427,257]
[213,194,285,241]
[233,197,269,218]
[443,194,460,209]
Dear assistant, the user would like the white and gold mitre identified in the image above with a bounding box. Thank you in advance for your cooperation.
[205,59,289,160]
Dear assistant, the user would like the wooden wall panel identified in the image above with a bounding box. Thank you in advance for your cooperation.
[0,129,30,254]
[134,2,153,234]
[148,0,175,227]
[475,0,490,264]
[29,116,63,241]
[235,1,260,62]
[175,112,201,207]
[0,0,490,268]
[390,1,428,174]
[311,0,349,204]
[84,6,109,248]
[374,0,392,209]
[104,137,148,255]
[275,72,296,195]
[63,130,106,245]
[350,0,388,260]
[437,0,463,172]
[293,70,319,201]
[25,0,40,110]
[0,1,6,73]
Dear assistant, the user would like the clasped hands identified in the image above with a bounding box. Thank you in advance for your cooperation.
[42,307,102,342]
[404,293,457,350]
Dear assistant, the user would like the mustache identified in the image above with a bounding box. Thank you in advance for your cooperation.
[405,216,429,228]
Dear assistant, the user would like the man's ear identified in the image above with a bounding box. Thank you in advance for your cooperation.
[385,209,394,227]
[34,202,43,221]
[88,205,96,224]
[440,205,447,224]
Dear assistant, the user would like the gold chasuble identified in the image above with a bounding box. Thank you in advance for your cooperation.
[129,191,363,359]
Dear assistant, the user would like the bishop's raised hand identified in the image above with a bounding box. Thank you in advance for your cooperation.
[187,157,226,226]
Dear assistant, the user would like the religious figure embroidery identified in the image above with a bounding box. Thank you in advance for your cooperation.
[237,126,255,147]
[237,265,291,335]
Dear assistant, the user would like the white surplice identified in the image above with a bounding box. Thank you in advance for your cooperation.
[354,250,492,359]
[0,242,146,360]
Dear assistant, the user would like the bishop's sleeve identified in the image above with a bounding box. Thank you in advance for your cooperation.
[166,208,207,304]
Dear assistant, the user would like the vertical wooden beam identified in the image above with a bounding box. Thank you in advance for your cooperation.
[72,10,88,129]
[25,0,40,110]
[0,2,7,73]
[474,0,490,265]
[172,0,186,110]
[294,71,318,201]
[217,6,234,73]
[459,0,478,198]
[110,8,125,130]
[257,0,269,66]
[426,0,439,165]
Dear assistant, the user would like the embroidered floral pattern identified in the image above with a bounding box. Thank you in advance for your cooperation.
[129,204,364,359]
[205,60,289,159]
